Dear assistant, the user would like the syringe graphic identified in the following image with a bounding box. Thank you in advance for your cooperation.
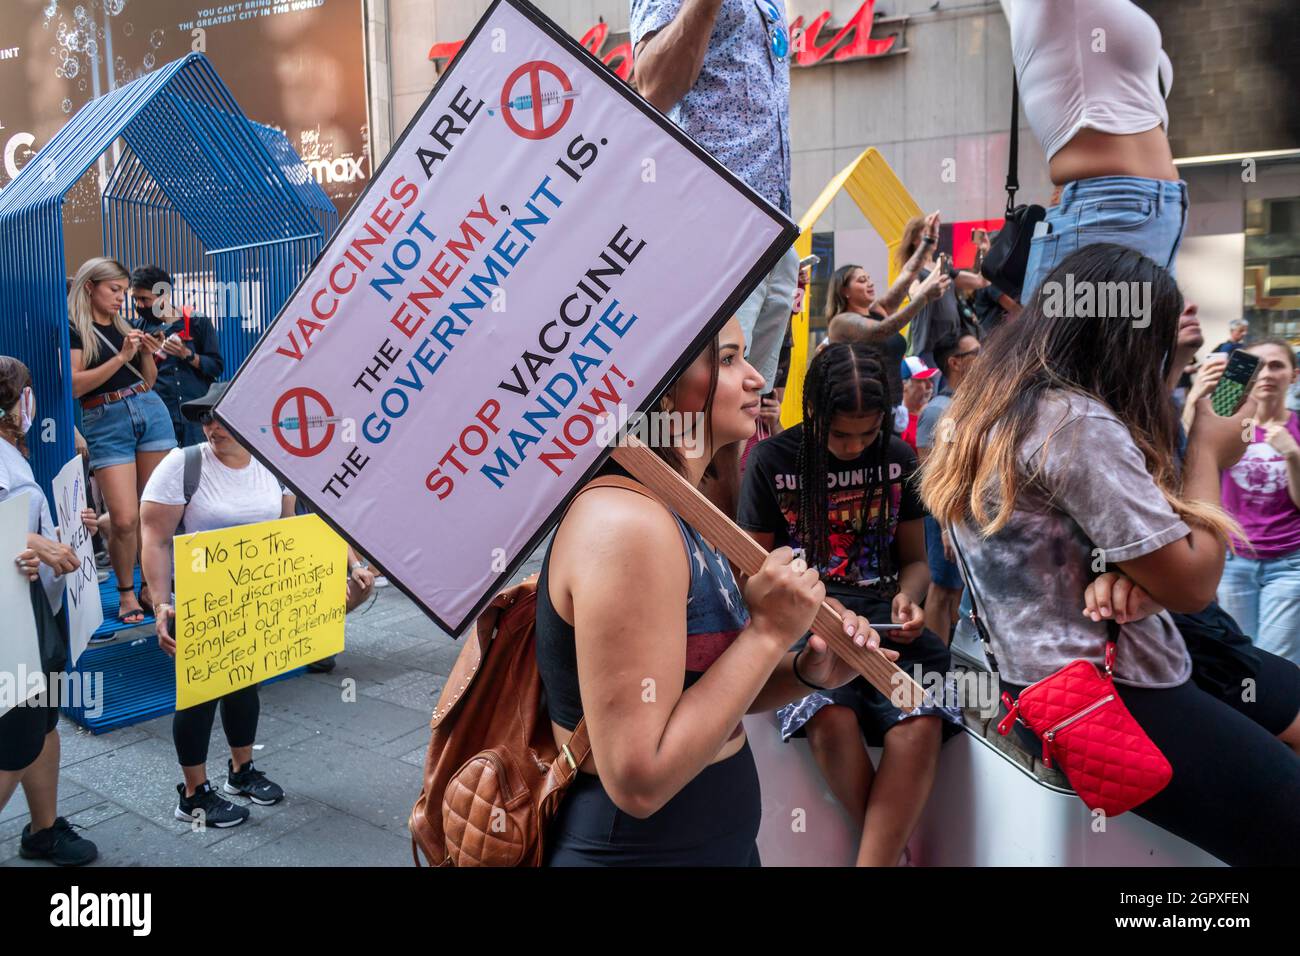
[260,415,344,433]
[503,89,580,111]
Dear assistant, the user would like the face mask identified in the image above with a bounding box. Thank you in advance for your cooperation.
[20,387,34,435]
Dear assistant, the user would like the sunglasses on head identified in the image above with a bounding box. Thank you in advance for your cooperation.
[756,0,789,62]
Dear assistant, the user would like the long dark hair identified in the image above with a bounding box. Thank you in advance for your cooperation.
[654,333,719,480]
[0,356,32,456]
[922,243,1238,541]
[797,343,894,579]
[825,264,865,321]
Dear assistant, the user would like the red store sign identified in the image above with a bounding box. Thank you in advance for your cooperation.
[428,1,908,79]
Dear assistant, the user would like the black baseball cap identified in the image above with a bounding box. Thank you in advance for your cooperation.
[181,382,229,422]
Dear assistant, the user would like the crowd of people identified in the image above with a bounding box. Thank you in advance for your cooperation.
[2,0,1299,869]
[1,261,381,861]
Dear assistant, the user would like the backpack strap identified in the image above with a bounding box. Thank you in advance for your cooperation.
[550,474,671,777]
[182,444,203,506]
[561,474,666,515]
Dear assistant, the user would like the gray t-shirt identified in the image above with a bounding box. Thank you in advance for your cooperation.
[915,390,953,450]
[951,392,1193,689]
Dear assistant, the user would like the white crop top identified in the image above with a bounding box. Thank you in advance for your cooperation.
[1000,0,1172,161]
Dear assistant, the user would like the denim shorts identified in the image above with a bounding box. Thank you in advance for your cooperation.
[79,389,177,470]
[1022,176,1188,302]
[924,515,963,590]
[779,587,964,746]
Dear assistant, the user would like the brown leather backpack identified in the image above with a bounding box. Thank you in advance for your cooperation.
[410,475,655,866]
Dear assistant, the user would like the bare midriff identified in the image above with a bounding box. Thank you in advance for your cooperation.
[552,720,747,777]
[1047,127,1179,197]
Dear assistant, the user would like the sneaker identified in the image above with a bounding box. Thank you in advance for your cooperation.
[174,781,249,828]
[19,817,98,866]
[306,655,336,674]
[223,759,284,806]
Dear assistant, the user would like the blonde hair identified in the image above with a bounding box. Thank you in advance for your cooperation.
[68,257,131,366]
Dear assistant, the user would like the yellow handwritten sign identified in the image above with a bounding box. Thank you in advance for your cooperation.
[174,514,347,710]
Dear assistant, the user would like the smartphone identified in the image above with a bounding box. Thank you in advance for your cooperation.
[1210,349,1261,417]
[799,254,820,271]
[134,315,167,336]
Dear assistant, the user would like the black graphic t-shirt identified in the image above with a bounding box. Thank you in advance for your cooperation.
[738,423,924,587]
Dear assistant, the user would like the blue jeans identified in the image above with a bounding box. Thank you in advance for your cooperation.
[735,245,798,391]
[79,390,177,470]
[1217,550,1300,667]
[1022,176,1189,302]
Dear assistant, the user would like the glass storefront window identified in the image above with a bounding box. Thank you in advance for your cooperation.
[1243,197,1300,345]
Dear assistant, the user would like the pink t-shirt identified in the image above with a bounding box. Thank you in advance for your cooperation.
[1222,413,1300,559]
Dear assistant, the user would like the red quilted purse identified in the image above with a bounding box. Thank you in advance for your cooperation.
[950,533,1173,817]
[995,641,1172,816]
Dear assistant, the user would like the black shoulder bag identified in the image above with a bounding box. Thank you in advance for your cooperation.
[979,70,1046,304]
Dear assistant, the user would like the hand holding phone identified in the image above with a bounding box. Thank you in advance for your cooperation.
[1210,349,1261,417]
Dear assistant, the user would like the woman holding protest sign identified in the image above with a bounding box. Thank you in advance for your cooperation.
[140,382,295,829]
[68,256,177,625]
[0,356,100,865]
[536,316,896,866]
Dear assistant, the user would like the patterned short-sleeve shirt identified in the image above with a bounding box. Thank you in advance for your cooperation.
[631,0,792,214]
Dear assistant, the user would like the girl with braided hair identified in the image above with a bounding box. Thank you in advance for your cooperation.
[738,342,961,866]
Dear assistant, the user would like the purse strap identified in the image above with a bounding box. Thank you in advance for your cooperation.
[1004,68,1021,218]
[947,519,1118,675]
[946,523,1001,671]
[91,324,148,384]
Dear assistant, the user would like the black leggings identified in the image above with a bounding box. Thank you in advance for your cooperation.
[172,684,260,767]
[1003,675,1300,866]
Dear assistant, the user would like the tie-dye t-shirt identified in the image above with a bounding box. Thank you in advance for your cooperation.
[737,425,924,589]
[1221,413,1300,559]
[950,391,1193,689]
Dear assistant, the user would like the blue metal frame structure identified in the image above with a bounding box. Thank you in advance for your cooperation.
[0,53,336,731]
[0,51,335,497]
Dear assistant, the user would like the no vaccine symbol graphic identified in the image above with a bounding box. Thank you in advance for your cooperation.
[498,60,575,140]
[269,387,337,458]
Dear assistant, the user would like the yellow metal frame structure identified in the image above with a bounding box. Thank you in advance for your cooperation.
[781,148,922,428]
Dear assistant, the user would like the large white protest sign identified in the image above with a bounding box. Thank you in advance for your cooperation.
[0,493,44,717]
[52,456,102,665]
[217,0,797,635]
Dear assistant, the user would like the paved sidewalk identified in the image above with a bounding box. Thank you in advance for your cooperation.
[0,544,547,868]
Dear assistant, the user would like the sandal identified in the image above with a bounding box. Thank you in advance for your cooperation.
[116,585,145,625]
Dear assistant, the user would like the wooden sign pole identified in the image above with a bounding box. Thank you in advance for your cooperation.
[611,436,925,710]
